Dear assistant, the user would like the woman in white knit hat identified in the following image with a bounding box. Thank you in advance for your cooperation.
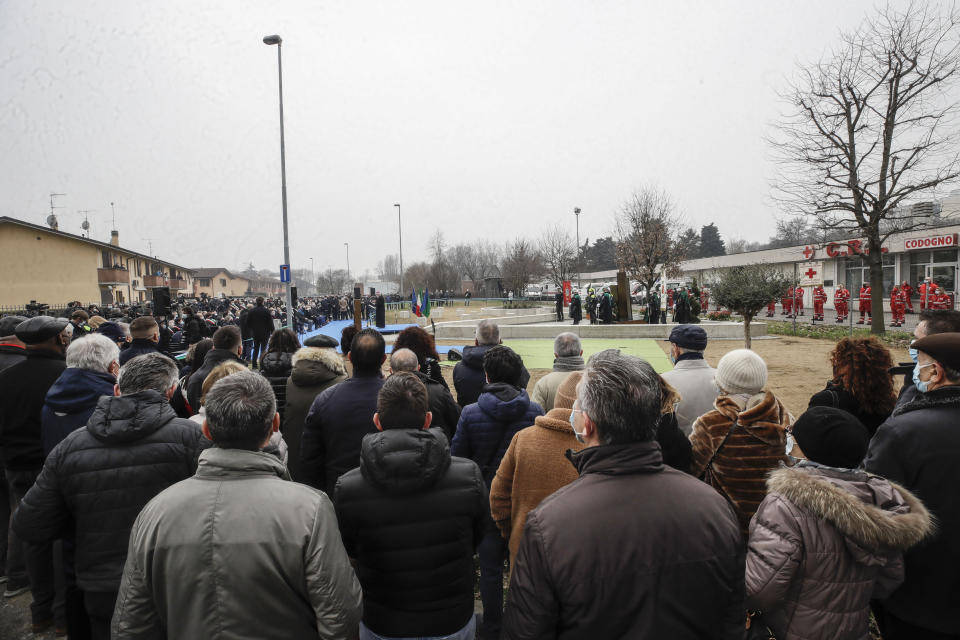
[688,348,792,538]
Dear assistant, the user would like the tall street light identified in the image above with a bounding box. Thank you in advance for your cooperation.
[263,34,294,327]
[574,207,582,288]
[394,203,403,297]
[309,257,314,295]
[344,242,351,282]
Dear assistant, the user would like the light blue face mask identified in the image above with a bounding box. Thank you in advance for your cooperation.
[908,347,919,363]
[913,362,935,393]
[569,407,586,444]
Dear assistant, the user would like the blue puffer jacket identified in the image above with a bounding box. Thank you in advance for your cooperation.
[452,345,531,408]
[451,382,543,486]
[41,368,116,456]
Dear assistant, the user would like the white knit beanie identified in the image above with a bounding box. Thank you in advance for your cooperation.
[716,349,767,395]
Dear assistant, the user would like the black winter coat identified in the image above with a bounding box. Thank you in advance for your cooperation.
[569,296,582,322]
[503,441,745,639]
[117,338,162,366]
[260,351,294,421]
[300,374,384,495]
[246,304,275,341]
[808,382,891,436]
[185,348,243,412]
[453,345,531,408]
[11,390,206,593]
[334,427,487,638]
[412,370,461,440]
[0,350,66,470]
[0,342,26,373]
[864,385,960,634]
[182,315,206,345]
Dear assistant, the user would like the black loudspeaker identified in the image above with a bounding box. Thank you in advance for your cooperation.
[153,287,171,316]
[369,287,375,296]
[290,286,298,308]
[354,285,362,299]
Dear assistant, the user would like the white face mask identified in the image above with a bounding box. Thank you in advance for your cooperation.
[785,431,795,457]
[569,404,586,444]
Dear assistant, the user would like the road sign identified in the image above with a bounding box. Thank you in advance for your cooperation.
[798,261,824,286]
[279,264,291,283]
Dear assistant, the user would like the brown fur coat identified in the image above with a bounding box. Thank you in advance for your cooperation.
[689,390,790,537]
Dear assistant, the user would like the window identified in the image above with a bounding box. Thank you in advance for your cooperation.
[198,278,210,287]
[220,278,227,287]
[844,254,895,296]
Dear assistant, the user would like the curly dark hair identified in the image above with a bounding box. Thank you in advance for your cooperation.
[830,337,896,416]
[266,328,301,354]
[341,325,359,356]
[393,326,440,367]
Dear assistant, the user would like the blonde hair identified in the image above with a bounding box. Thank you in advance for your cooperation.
[200,361,247,405]
[87,315,107,330]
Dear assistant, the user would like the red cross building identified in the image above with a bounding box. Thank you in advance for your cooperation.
[803,246,815,259]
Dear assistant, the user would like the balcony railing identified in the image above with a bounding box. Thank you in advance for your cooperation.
[143,275,166,288]
[168,278,188,290]
[97,267,130,285]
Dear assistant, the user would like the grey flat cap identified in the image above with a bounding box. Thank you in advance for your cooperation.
[303,334,338,348]
[0,315,28,337]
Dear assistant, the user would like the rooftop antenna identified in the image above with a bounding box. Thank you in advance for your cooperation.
[47,192,65,229]
[110,201,117,230]
[142,237,154,257]
[78,210,95,237]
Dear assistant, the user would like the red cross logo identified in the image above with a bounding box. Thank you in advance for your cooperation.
[803,246,814,259]
[805,268,817,279]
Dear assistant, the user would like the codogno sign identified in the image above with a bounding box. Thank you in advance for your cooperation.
[903,233,958,250]
[798,261,824,286]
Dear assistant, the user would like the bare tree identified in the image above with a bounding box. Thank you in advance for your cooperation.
[615,188,685,296]
[537,226,577,288]
[376,254,401,282]
[403,261,432,292]
[773,2,960,333]
[449,241,502,295]
[316,268,350,295]
[500,238,543,296]
[711,263,792,349]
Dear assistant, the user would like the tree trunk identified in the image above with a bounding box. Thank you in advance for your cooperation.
[743,314,752,349]
[867,233,885,334]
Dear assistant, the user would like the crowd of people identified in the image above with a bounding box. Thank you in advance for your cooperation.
[0,302,957,640]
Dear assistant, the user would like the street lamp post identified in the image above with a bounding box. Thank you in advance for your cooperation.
[394,203,403,297]
[263,34,294,328]
[345,242,350,281]
[574,207,582,288]
[310,257,314,295]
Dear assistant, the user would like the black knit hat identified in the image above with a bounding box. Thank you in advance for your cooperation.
[792,407,870,469]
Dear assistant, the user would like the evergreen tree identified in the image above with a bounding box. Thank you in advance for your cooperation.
[699,223,726,257]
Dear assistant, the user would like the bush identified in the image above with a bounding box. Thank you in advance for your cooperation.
[707,310,732,321]
[766,321,913,348]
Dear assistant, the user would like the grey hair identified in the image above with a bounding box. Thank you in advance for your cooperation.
[66,333,119,373]
[204,371,276,450]
[678,346,705,355]
[390,348,420,372]
[476,319,500,346]
[578,349,662,445]
[117,353,178,394]
[117,322,131,339]
[554,332,581,357]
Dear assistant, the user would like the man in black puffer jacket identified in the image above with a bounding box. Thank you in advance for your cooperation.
[185,325,244,413]
[12,353,207,640]
[335,373,488,640]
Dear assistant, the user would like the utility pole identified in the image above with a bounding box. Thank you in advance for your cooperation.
[395,203,403,297]
[574,207,582,288]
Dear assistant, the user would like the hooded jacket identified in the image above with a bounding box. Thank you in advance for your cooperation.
[12,390,207,593]
[746,463,933,639]
[452,345,531,408]
[863,384,960,634]
[450,383,543,486]
[259,350,294,420]
[334,428,487,637]
[502,441,745,639]
[41,367,116,455]
[282,347,347,483]
[411,370,461,440]
[117,337,162,366]
[113,448,362,640]
[689,390,791,537]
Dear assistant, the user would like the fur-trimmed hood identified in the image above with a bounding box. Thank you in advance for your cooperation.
[766,464,934,554]
[891,383,960,418]
[290,347,346,387]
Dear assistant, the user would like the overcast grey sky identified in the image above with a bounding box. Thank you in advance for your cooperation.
[0,0,922,276]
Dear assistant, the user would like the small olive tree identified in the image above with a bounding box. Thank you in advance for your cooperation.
[711,263,792,349]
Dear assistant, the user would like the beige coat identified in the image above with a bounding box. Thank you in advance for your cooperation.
[746,464,932,639]
[531,370,574,412]
[490,408,586,565]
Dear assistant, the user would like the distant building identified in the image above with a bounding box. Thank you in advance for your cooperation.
[0,216,193,307]
[192,268,250,298]
[245,276,284,297]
